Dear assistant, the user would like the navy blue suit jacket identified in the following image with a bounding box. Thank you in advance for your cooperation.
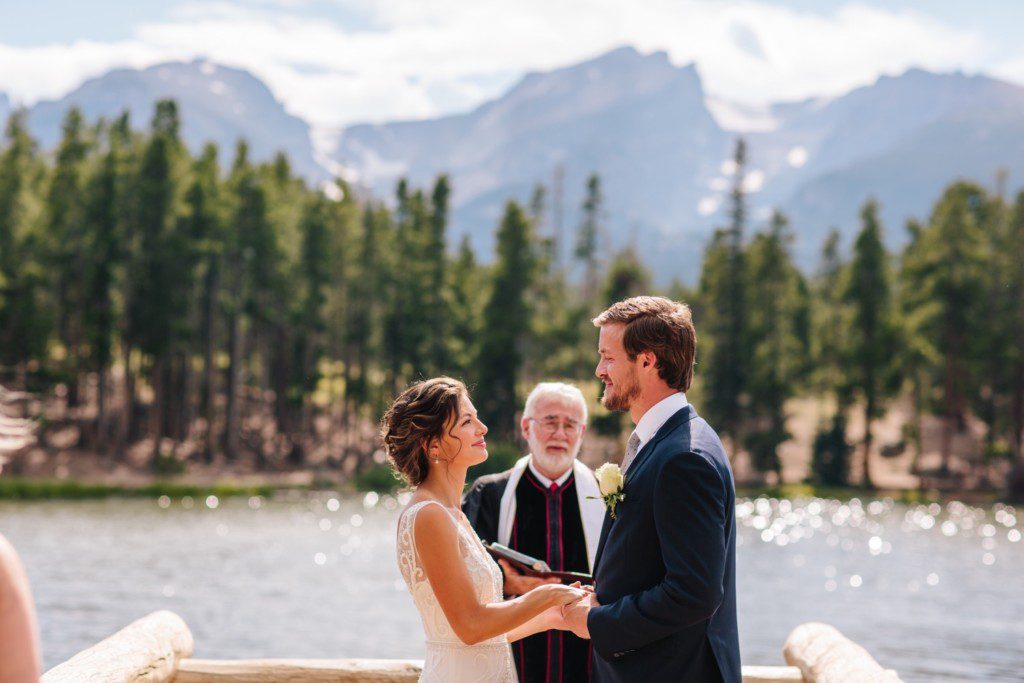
[588,405,740,683]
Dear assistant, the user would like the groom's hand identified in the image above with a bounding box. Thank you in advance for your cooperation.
[561,592,599,639]
[498,559,559,597]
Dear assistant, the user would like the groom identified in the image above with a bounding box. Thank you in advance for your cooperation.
[563,296,741,682]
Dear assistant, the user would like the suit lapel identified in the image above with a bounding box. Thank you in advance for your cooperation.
[593,510,613,573]
[623,405,696,485]
[593,406,699,576]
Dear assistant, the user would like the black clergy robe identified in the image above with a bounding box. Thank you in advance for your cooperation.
[464,465,593,683]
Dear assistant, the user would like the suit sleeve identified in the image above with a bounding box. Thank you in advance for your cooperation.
[587,450,727,657]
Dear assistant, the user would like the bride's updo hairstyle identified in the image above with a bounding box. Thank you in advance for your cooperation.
[381,376,468,487]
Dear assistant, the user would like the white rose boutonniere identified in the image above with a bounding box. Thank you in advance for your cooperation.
[590,463,626,518]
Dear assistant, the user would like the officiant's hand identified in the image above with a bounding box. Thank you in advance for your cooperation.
[561,591,599,639]
[498,559,559,596]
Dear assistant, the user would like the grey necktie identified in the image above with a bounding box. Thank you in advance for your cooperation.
[621,432,642,474]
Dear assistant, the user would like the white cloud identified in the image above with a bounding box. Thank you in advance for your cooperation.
[991,57,1024,86]
[698,196,720,216]
[787,146,808,167]
[0,0,999,133]
[743,169,765,193]
[0,40,183,106]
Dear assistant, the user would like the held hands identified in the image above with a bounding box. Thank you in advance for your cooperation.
[535,581,589,609]
[560,590,599,639]
[536,581,590,632]
[520,581,593,635]
[498,559,560,596]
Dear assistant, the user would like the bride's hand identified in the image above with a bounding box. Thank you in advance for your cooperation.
[529,582,589,608]
[540,604,568,630]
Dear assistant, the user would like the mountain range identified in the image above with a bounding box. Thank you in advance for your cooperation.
[10,60,326,182]
[5,48,1024,281]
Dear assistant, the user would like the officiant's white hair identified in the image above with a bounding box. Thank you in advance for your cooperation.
[523,382,588,423]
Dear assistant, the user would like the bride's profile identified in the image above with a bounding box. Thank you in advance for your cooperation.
[383,377,587,682]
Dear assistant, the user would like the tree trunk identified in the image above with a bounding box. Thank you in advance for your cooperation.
[174,350,191,443]
[1008,356,1024,501]
[117,341,134,460]
[272,324,289,436]
[200,259,219,461]
[1012,359,1023,461]
[97,364,108,452]
[151,356,165,462]
[224,309,242,462]
[862,403,875,489]
[940,351,955,476]
[910,369,924,476]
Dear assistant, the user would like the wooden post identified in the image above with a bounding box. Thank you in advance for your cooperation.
[42,610,193,683]
[784,622,901,682]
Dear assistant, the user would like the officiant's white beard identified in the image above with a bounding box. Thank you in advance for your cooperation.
[526,433,581,479]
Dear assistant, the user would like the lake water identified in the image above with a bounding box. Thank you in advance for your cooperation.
[2,493,1021,681]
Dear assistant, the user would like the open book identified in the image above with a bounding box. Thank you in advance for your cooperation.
[484,542,593,584]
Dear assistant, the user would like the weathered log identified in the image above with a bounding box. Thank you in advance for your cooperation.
[43,610,193,683]
[784,622,901,683]
[173,659,422,682]
[742,666,805,682]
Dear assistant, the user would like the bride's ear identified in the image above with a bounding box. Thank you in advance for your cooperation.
[424,437,441,463]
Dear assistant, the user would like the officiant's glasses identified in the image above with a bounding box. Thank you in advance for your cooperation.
[529,416,583,435]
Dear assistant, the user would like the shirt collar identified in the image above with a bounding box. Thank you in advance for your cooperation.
[527,457,574,488]
[631,392,689,450]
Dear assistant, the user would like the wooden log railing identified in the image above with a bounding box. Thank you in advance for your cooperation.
[41,610,193,683]
[175,658,424,682]
[784,622,902,682]
[42,611,898,682]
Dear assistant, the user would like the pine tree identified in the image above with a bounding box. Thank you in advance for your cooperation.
[744,211,807,479]
[181,142,224,459]
[0,111,49,372]
[809,229,853,484]
[602,247,652,306]
[698,137,749,453]
[45,108,91,405]
[345,202,389,412]
[901,183,989,475]
[477,201,537,441]
[222,141,263,460]
[969,191,1015,468]
[285,192,332,462]
[1003,192,1024,499]
[80,120,129,449]
[127,100,192,461]
[427,175,451,374]
[447,235,485,382]
[842,199,899,488]
[575,174,602,301]
[260,153,304,446]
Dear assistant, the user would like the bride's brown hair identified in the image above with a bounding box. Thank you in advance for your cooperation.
[380,376,468,487]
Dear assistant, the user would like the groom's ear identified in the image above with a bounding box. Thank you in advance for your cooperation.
[639,349,658,371]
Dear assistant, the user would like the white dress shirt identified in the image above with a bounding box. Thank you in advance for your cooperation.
[630,392,689,451]
[527,458,574,488]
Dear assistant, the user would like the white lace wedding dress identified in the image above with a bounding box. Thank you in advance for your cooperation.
[396,500,517,682]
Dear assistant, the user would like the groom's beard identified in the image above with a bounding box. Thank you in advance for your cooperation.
[601,369,641,413]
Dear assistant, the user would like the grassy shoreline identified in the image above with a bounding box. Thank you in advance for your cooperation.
[0,477,280,501]
[0,475,1003,504]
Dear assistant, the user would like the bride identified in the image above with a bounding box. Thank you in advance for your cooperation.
[383,377,587,682]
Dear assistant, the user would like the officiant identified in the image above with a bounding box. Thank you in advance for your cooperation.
[463,382,605,683]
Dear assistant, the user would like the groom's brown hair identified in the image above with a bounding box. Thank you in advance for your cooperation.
[593,296,696,392]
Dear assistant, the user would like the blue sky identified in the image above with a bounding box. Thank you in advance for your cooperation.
[2,0,1023,131]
